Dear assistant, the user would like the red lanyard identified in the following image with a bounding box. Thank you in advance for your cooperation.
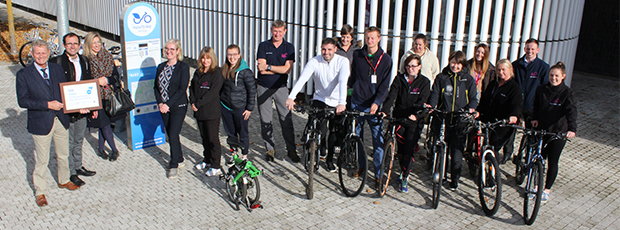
[365,52,385,74]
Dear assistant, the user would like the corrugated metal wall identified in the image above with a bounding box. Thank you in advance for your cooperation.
[13,0,585,86]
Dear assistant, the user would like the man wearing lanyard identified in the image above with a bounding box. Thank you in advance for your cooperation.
[347,26,393,189]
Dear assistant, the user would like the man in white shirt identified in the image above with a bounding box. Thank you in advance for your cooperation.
[286,38,350,172]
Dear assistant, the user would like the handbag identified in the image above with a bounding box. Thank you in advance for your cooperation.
[104,74,135,117]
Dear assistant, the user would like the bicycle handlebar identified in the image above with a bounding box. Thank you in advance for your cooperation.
[502,124,569,141]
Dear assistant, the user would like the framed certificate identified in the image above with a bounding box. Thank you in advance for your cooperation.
[59,79,103,114]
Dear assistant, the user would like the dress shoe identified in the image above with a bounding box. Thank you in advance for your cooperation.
[287,150,300,163]
[70,175,85,186]
[76,166,96,176]
[36,195,48,207]
[58,181,80,190]
[97,150,109,160]
[109,150,119,162]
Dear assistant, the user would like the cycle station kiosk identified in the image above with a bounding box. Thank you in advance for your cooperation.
[120,2,166,150]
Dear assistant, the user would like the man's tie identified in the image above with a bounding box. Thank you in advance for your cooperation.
[41,68,50,86]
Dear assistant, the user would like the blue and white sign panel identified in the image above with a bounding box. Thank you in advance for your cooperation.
[121,2,165,150]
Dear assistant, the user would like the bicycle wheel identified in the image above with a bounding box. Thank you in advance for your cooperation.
[226,167,241,208]
[515,136,529,185]
[246,175,261,207]
[479,149,502,216]
[431,144,446,209]
[378,137,395,197]
[523,160,544,225]
[19,41,34,67]
[306,139,318,200]
[338,136,367,197]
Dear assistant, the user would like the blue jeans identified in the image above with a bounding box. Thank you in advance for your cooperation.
[351,103,384,179]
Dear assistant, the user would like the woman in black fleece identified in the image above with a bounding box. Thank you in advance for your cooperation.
[190,47,224,177]
[531,61,577,203]
[380,54,430,193]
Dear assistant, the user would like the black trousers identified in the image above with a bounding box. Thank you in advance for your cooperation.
[311,100,339,164]
[542,138,567,190]
[397,124,422,180]
[161,106,187,168]
[197,118,222,169]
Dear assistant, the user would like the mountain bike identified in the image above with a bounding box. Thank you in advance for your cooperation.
[425,108,469,209]
[335,110,376,197]
[377,115,409,197]
[220,138,263,211]
[462,117,508,216]
[295,105,335,200]
[505,125,568,225]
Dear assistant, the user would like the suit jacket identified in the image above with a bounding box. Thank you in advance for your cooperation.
[154,61,190,109]
[16,63,70,135]
[50,52,93,121]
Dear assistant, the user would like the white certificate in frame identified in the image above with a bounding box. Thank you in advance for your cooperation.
[59,79,102,114]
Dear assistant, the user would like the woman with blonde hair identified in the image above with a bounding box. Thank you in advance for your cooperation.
[154,39,190,179]
[83,32,121,162]
[190,46,224,176]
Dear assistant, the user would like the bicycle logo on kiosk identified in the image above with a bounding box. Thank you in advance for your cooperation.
[132,12,152,24]
[127,6,156,37]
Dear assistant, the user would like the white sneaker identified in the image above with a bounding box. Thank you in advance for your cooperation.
[205,168,222,177]
[177,162,186,168]
[195,162,210,170]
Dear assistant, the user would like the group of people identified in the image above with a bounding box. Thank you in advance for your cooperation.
[17,31,124,206]
[17,19,576,207]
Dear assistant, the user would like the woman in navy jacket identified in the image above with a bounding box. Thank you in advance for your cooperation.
[154,39,190,179]
[531,61,577,203]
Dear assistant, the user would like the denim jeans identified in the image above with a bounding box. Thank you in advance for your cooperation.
[351,103,384,179]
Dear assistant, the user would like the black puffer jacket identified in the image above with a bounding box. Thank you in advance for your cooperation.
[220,59,256,111]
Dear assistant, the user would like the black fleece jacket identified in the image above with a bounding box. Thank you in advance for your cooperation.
[381,74,431,127]
[477,78,523,122]
[189,67,224,120]
[532,82,577,133]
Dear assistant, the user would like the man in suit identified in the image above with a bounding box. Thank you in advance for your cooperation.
[16,40,81,207]
[50,33,97,186]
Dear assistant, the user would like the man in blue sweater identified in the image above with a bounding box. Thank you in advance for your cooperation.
[347,26,392,189]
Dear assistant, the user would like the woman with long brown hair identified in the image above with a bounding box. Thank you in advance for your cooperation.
[190,46,224,177]
[468,43,496,100]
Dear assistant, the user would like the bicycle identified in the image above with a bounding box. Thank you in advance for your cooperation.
[425,108,470,209]
[376,115,410,197]
[19,24,60,67]
[334,110,376,197]
[295,104,335,200]
[220,138,263,211]
[462,117,508,216]
[505,125,568,225]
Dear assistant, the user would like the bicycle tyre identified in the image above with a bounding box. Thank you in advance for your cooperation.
[378,137,395,197]
[524,160,544,225]
[19,41,34,67]
[306,139,317,200]
[479,149,502,216]
[246,175,261,207]
[515,136,529,185]
[338,136,367,197]
[431,144,446,209]
[226,167,241,208]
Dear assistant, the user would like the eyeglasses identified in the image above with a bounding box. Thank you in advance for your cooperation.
[406,64,420,69]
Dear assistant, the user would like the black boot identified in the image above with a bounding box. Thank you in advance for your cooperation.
[97,150,109,160]
[501,153,512,165]
[109,150,119,162]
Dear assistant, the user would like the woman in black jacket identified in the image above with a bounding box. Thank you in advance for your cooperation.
[380,54,430,193]
[427,51,477,191]
[476,59,522,163]
[531,61,577,203]
[220,44,256,160]
[190,47,224,177]
[154,39,190,179]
